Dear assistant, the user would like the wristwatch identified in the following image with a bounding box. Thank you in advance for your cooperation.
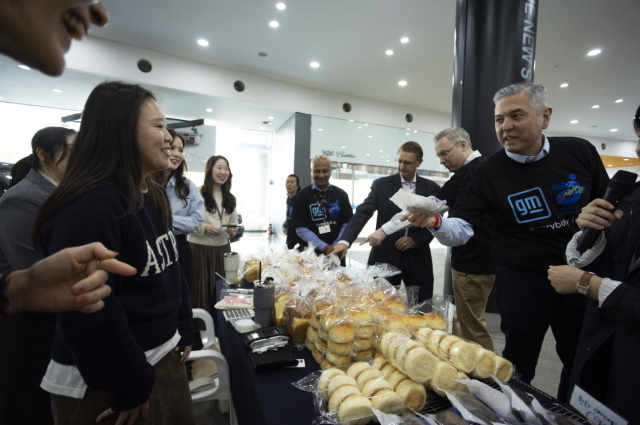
[576,271,595,296]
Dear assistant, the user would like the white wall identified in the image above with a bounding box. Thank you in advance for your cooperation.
[65,37,451,134]
[545,131,637,157]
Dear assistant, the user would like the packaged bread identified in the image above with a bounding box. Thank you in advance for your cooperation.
[326,350,351,366]
[306,325,318,344]
[493,354,514,381]
[243,259,262,283]
[428,361,459,397]
[395,378,427,413]
[283,296,311,344]
[337,395,374,425]
[272,291,293,327]
[350,349,374,362]
[423,311,447,330]
[473,347,497,379]
[318,368,345,400]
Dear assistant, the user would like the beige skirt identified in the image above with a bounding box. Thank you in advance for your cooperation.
[189,242,231,313]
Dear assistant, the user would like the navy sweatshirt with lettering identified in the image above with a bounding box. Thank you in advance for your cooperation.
[451,137,609,272]
[40,186,194,412]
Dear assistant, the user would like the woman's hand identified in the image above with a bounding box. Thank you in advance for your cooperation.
[204,224,220,236]
[227,227,237,237]
[577,199,624,231]
[175,345,192,364]
[548,265,584,294]
[97,401,149,425]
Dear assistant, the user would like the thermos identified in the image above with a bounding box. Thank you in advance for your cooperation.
[223,252,239,282]
[253,278,275,328]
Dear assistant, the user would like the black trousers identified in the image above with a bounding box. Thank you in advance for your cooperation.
[495,265,587,402]
[388,251,434,302]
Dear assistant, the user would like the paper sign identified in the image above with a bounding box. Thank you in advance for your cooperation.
[570,385,627,425]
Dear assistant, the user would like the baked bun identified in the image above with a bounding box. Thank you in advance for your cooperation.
[318,368,345,400]
[337,395,373,425]
[402,313,427,328]
[380,363,396,380]
[328,384,361,413]
[361,377,394,398]
[494,355,514,382]
[448,340,477,374]
[423,311,446,330]
[309,313,320,329]
[474,348,497,379]
[317,326,329,341]
[312,348,324,366]
[320,357,334,370]
[387,370,408,388]
[395,379,427,413]
[395,339,421,370]
[346,362,372,380]
[315,336,327,354]
[327,374,358,399]
[329,323,355,344]
[356,368,384,388]
[305,337,314,352]
[370,389,405,415]
[351,349,374,362]
[327,339,354,356]
[371,355,388,371]
[404,347,439,383]
[326,350,351,366]
[306,325,318,344]
[353,337,372,351]
[429,361,459,397]
[354,324,373,339]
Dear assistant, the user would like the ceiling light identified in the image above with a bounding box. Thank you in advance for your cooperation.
[560,83,568,88]
[368,135,373,138]
[398,80,407,86]
[386,50,394,56]
[197,39,209,47]
[592,105,599,109]
[379,150,383,152]
[406,133,409,135]
[310,61,320,68]
[267,116,274,120]
[587,49,601,56]
[358,126,362,129]
[18,65,30,70]
[406,128,410,130]
[413,130,417,133]
[318,128,323,131]
[364,123,368,126]
[276,2,286,10]
[206,108,213,112]
[400,37,409,43]
[269,20,279,28]
[260,126,265,130]
[52,89,62,93]
[610,129,618,132]
[366,154,370,156]
[607,164,612,167]
[0,97,4,100]
[570,120,578,124]
[348,120,354,122]
[615,99,623,103]
[624,158,630,161]
[341,146,346,149]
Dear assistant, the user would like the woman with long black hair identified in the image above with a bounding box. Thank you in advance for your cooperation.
[188,155,238,313]
[153,129,204,293]
[0,126,75,425]
[34,81,194,425]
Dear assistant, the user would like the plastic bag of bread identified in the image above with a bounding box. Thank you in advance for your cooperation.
[242,258,263,283]
[361,262,402,283]
[283,295,312,345]
[272,285,294,327]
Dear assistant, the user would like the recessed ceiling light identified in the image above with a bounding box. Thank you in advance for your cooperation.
[348,120,354,122]
[413,130,417,133]
[310,61,320,68]
[18,65,30,70]
[52,89,62,93]
[197,39,209,47]
[398,80,407,86]
[267,116,274,120]
[269,20,279,28]
[400,37,409,43]
[366,154,370,156]
[364,123,368,126]
[560,83,569,88]
[206,108,213,112]
[386,50,394,56]
[358,126,362,129]
[379,150,383,152]
[318,128,323,131]
[592,105,599,109]
[570,120,578,124]
[406,133,409,135]
[587,49,601,56]
[607,164,612,167]
[276,2,286,10]
[341,146,346,149]
[368,135,373,138]
[615,99,623,103]
[610,129,618,132]
[624,158,630,161]
[260,126,266,130]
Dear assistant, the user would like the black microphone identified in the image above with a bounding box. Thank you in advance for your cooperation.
[576,170,637,253]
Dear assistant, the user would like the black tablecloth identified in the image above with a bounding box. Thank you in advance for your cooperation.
[214,280,319,425]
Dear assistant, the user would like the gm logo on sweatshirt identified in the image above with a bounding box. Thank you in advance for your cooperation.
[507,187,552,223]
[310,203,325,221]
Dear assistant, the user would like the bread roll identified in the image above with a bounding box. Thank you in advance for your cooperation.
[351,349,374,362]
[306,325,318,344]
[320,357,334,370]
[327,339,354,356]
[453,372,470,392]
[371,355,388,370]
[356,368,384,388]
[395,339,421,371]
[402,313,427,329]
[423,311,447,330]
[315,337,327,354]
[380,363,396,380]
[448,340,477,374]
[346,362,372,380]
[317,326,329,341]
[273,294,292,327]
[361,377,394,397]
[383,314,408,333]
[318,368,345,400]
[429,361,459,397]
[474,348,497,379]
[370,389,405,414]
[329,323,355,344]
[404,347,439,383]
[438,335,459,355]
[337,395,373,425]
[312,348,324,366]
[328,384,361,412]
[305,337,314,352]
[309,312,320,329]
[382,295,406,314]
[494,355,514,381]
[354,324,373,339]
[395,379,427,413]
[326,350,351,366]
[353,337,372,351]
[327,374,358,399]
[387,370,408,388]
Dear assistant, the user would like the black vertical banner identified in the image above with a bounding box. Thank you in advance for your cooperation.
[452,0,539,156]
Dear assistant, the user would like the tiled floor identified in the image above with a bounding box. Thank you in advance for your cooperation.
[195,232,564,424]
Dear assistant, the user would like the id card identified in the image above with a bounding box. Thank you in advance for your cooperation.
[318,224,331,234]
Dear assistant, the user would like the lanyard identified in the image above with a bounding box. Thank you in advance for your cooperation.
[313,189,329,222]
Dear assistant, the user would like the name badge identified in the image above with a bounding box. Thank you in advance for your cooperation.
[570,385,628,425]
[318,224,331,234]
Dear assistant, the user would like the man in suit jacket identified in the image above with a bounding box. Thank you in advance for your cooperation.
[333,142,440,301]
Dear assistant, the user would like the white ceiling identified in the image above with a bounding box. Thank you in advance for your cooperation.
[0,0,639,142]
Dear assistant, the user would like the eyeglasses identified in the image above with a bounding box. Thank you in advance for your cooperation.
[435,142,461,159]
[395,158,418,166]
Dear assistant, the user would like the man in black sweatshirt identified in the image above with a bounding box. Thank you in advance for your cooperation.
[407,83,609,401]
[432,128,496,351]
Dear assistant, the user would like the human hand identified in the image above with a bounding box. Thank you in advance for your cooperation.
[175,345,192,364]
[332,243,349,260]
[395,236,417,252]
[227,227,237,237]
[283,228,288,235]
[399,212,439,229]
[548,265,584,294]
[324,245,335,255]
[360,229,387,247]
[577,199,624,231]
[205,224,220,236]
[97,401,149,425]
[6,242,136,315]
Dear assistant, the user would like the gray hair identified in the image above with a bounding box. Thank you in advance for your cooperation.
[310,154,331,169]
[433,128,472,149]
[493,82,548,115]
